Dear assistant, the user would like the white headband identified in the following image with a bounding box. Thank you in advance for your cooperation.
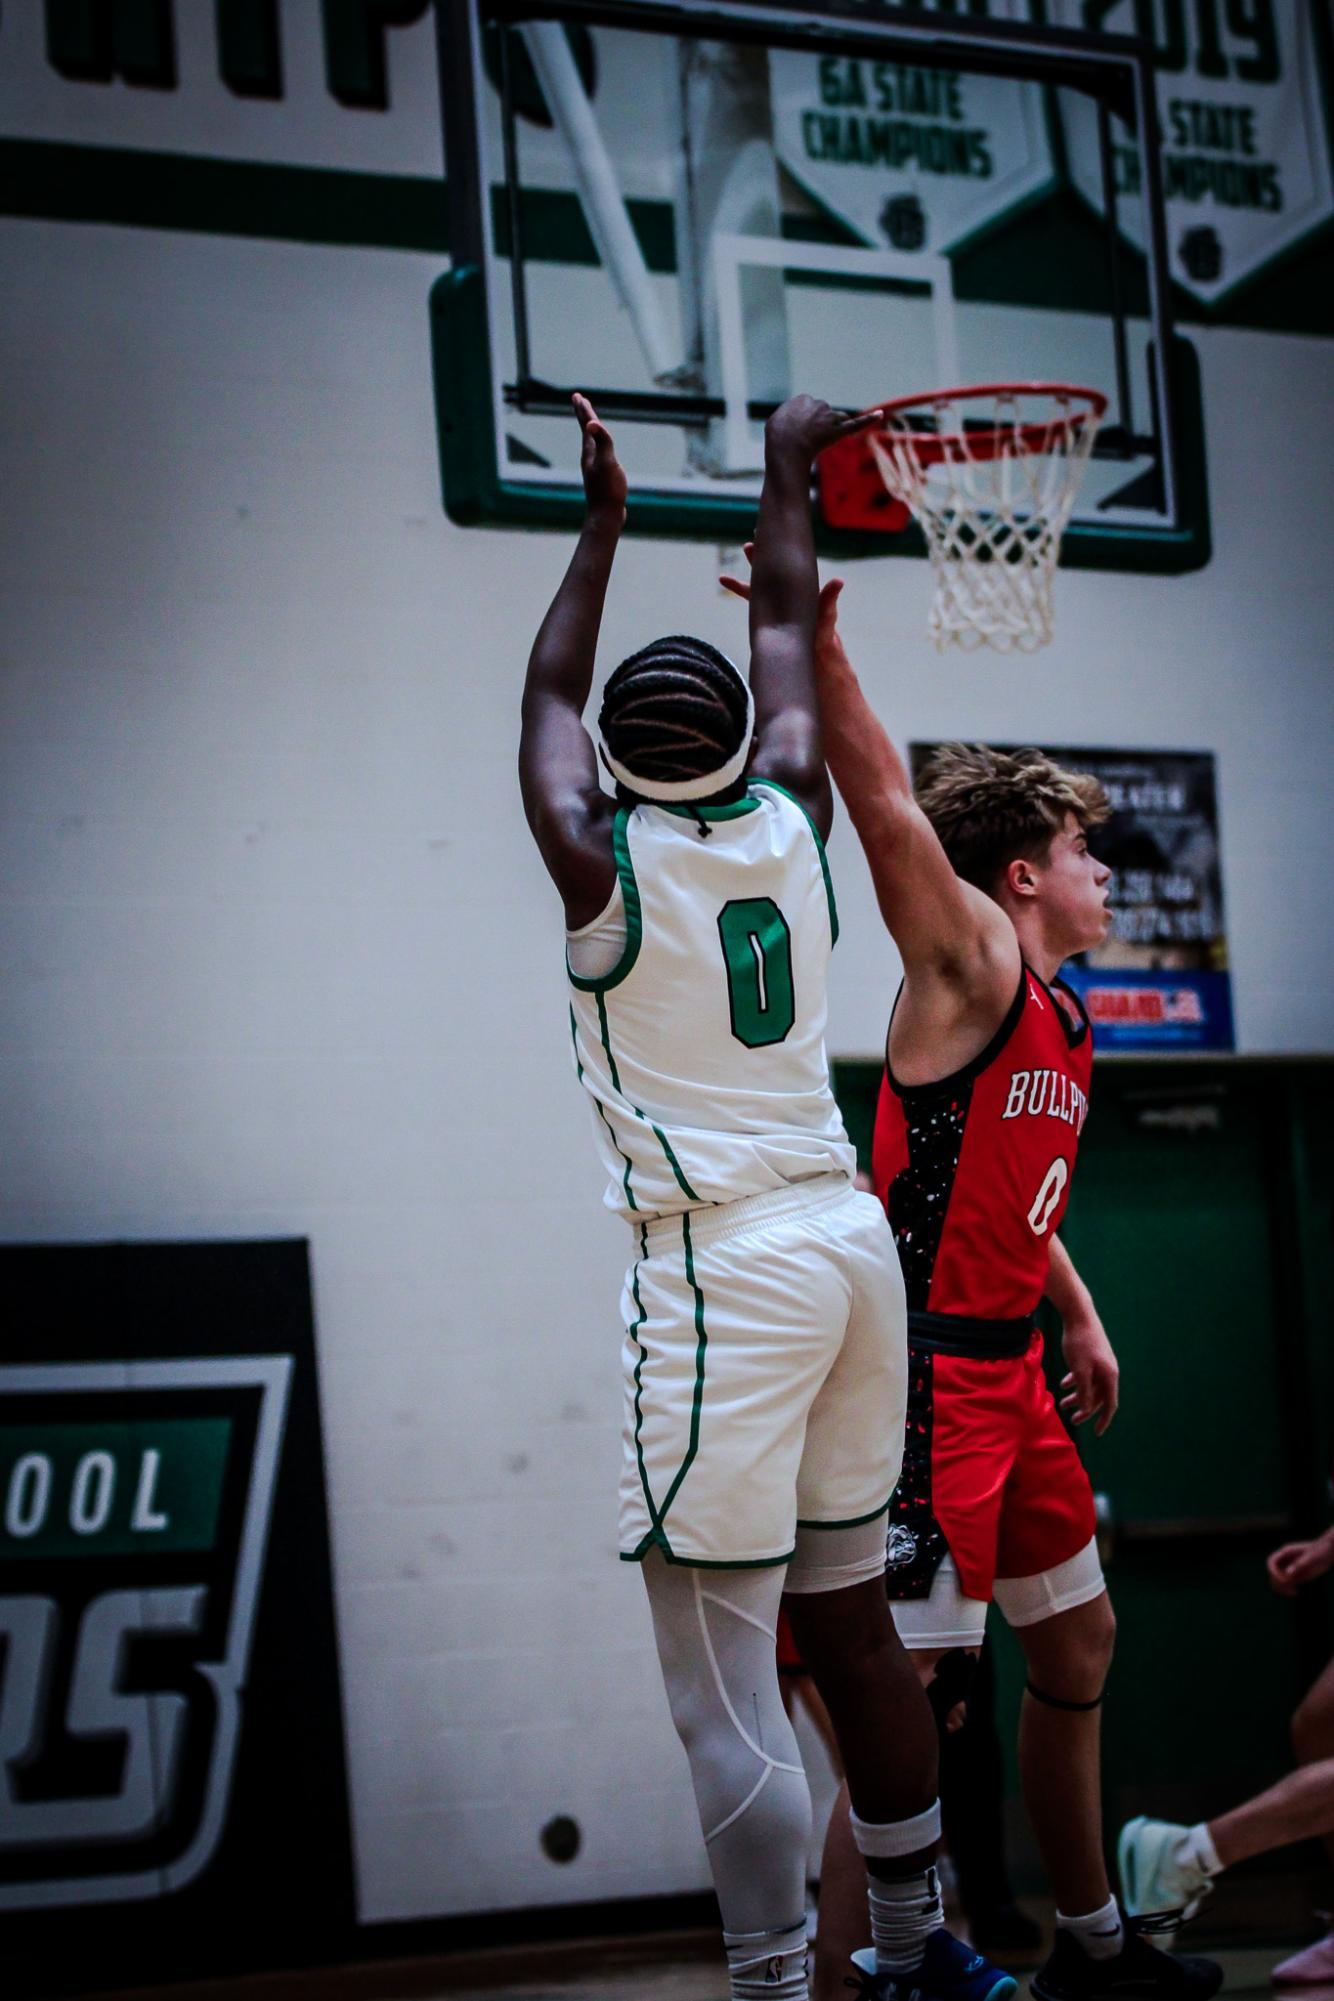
[599,683,755,803]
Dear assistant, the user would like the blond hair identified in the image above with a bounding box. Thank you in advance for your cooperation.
[915,743,1110,892]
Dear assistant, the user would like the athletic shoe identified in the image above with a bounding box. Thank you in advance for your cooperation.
[1030,1925,1223,2001]
[1272,1925,1334,1985]
[847,1927,1019,2001]
[1118,1817,1214,1931]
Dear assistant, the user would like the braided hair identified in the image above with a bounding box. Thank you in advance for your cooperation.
[598,636,750,792]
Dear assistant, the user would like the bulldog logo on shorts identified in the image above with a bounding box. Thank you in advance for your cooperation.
[885,1522,918,1569]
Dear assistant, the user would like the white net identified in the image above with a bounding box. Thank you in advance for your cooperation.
[867,387,1104,653]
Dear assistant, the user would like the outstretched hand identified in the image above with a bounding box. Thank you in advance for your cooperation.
[719,541,846,651]
[765,392,882,463]
[573,393,627,522]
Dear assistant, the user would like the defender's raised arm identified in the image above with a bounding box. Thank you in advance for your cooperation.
[814,589,1018,1030]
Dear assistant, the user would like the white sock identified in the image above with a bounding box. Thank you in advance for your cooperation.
[1178,1822,1223,1880]
[869,1867,944,1976]
[1057,1894,1125,1961]
[724,1921,808,1999]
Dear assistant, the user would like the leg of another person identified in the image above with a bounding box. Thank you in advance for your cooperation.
[788,1571,943,2001]
[1012,1591,1117,1925]
[1119,1664,1334,1942]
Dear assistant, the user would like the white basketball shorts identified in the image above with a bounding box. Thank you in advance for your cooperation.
[618,1174,908,1568]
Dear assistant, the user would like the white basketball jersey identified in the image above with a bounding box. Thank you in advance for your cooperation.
[568,781,855,1222]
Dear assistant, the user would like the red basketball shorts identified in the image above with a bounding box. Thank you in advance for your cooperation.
[885,1330,1097,1611]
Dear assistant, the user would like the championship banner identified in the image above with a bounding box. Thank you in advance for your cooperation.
[1051,0,1334,305]
[769,0,1055,256]
[0,1241,355,1998]
[910,745,1235,1052]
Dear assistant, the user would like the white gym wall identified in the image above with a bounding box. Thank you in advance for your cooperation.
[1,5,1331,1932]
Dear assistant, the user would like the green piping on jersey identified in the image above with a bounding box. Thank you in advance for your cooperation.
[571,1006,639,1212]
[649,1123,699,1204]
[751,780,840,948]
[566,807,642,993]
[628,1226,657,1529]
[796,1494,894,1531]
[594,993,701,1206]
[659,797,761,821]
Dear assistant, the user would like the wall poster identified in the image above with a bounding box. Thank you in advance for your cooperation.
[0,1240,356,1998]
[910,744,1234,1051]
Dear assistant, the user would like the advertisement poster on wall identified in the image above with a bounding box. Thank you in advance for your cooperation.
[910,745,1234,1052]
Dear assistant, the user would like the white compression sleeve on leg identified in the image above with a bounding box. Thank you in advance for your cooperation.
[642,1553,811,1952]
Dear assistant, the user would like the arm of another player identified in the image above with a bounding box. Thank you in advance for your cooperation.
[518,394,623,927]
[743,397,876,840]
[1267,1449,1334,1596]
[814,584,1019,1009]
[1268,1519,1334,1595]
[1047,1234,1120,1434]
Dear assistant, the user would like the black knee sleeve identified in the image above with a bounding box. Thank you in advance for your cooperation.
[925,1648,977,1732]
[1025,1679,1105,1712]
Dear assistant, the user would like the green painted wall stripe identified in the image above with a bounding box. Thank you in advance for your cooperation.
[0,137,447,251]
[3,139,1329,335]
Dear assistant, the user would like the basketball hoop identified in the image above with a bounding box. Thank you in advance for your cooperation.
[825,383,1107,653]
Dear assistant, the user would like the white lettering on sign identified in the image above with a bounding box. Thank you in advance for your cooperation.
[70,1452,116,1536]
[0,2,442,177]
[2,1450,173,1542]
[5,1456,52,1539]
[769,2,1055,257]
[132,1449,171,1532]
[1051,0,1333,305]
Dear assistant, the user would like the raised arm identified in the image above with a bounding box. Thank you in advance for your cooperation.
[814,588,1019,1016]
[744,397,874,839]
[518,394,623,927]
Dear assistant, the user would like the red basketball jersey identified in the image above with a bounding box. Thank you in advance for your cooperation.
[872,966,1093,1321]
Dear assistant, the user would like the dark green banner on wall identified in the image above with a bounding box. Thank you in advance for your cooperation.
[0,1241,356,1998]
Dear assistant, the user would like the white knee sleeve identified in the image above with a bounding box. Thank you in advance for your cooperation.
[784,1513,888,1595]
[993,1537,1105,1628]
[643,1553,811,1937]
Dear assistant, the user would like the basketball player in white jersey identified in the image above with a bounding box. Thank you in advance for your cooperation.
[519,392,1016,2001]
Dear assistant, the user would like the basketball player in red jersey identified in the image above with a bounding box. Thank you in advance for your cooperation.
[773,581,1223,2001]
